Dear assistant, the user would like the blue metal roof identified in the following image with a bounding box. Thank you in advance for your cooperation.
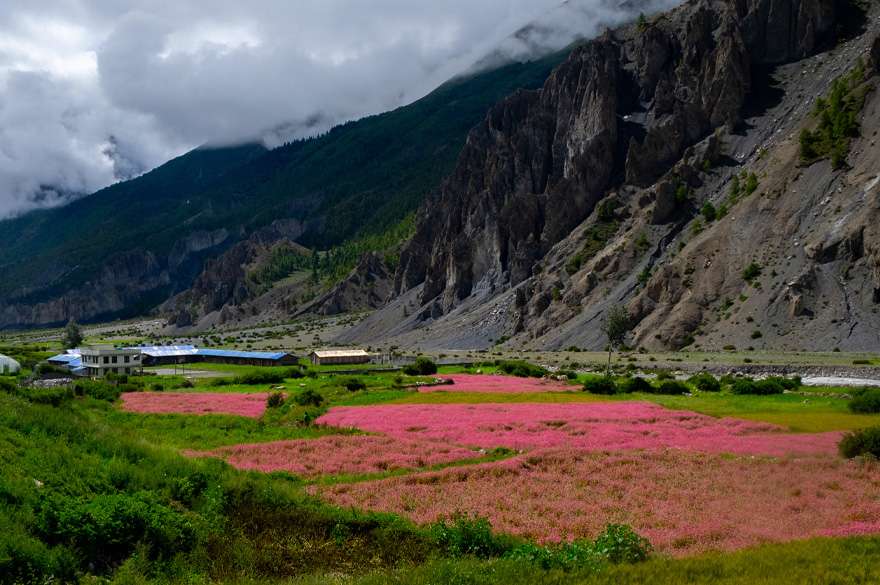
[127,345,289,361]
[48,353,81,364]
[196,349,289,360]
[132,345,198,357]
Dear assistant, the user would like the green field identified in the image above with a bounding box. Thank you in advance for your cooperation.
[2,355,880,584]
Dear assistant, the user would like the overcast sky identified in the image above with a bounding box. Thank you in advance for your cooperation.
[0,0,678,219]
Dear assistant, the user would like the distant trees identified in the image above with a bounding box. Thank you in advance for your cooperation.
[63,319,83,349]
[600,306,631,377]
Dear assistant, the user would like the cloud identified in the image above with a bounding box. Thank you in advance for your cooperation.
[0,0,679,218]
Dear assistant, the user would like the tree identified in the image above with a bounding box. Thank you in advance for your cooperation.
[63,318,84,349]
[601,306,631,377]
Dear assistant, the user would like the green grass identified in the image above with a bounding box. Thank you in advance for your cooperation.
[92,407,336,450]
[0,391,438,584]
[293,536,880,585]
[629,391,876,432]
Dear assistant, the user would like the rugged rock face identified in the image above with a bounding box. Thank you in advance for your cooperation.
[396,0,837,321]
[0,250,171,328]
[162,219,305,325]
[341,0,880,352]
[309,253,394,316]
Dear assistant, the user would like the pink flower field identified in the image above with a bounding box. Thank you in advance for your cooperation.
[188,434,478,477]
[120,392,272,418]
[316,402,841,457]
[424,374,574,393]
[315,448,880,555]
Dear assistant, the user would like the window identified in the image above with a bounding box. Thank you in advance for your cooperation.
[125,368,131,375]
[103,356,109,364]
[124,355,130,363]
[112,356,118,364]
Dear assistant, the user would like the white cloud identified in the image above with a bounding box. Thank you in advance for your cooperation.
[0,0,679,218]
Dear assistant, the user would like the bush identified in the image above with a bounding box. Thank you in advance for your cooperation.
[655,370,674,381]
[293,389,324,407]
[730,378,785,395]
[403,357,438,376]
[688,373,721,392]
[76,380,123,401]
[37,492,196,571]
[341,377,366,392]
[654,380,689,395]
[496,360,547,378]
[431,515,513,559]
[583,377,617,395]
[557,370,578,381]
[849,388,880,414]
[10,386,74,406]
[266,392,285,408]
[839,427,880,458]
[618,376,653,394]
[506,524,651,572]
[592,524,653,564]
[233,371,286,385]
[766,376,801,391]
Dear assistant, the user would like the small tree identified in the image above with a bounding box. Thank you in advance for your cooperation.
[601,306,631,377]
[63,318,83,349]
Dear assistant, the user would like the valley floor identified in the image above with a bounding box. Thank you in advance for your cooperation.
[2,334,879,583]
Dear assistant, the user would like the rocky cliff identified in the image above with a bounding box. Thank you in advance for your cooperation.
[342,0,880,351]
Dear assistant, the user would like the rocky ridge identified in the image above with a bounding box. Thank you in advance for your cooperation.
[340,0,880,351]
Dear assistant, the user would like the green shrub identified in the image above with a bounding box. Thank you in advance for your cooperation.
[266,392,285,408]
[9,386,74,406]
[839,427,880,458]
[403,357,438,376]
[618,377,653,394]
[294,388,324,407]
[75,380,123,402]
[505,524,651,572]
[431,515,513,559]
[700,202,717,222]
[688,373,721,392]
[849,388,880,414]
[742,262,762,282]
[233,371,285,385]
[37,492,196,571]
[496,360,547,378]
[583,377,617,395]
[730,378,785,395]
[766,376,801,391]
[655,370,674,381]
[285,367,304,379]
[506,540,602,572]
[341,377,367,392]
[799,61,869,169]
[592,524,652,564]
[654,380,689,395]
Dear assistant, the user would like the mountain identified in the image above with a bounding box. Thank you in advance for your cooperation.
[0,53,566,329]
[340,0,880,352]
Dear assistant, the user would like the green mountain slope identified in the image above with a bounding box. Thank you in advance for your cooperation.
[0,52,566,324]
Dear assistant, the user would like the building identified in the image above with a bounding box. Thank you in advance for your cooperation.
[309,349,372,366]
[79,347,142,377]
[135,345,298,367]
[0,354,21,375]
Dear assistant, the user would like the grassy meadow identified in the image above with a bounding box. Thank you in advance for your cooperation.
[1,351,879,584]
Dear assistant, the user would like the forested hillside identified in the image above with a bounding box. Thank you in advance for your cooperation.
[0,52,566,329]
